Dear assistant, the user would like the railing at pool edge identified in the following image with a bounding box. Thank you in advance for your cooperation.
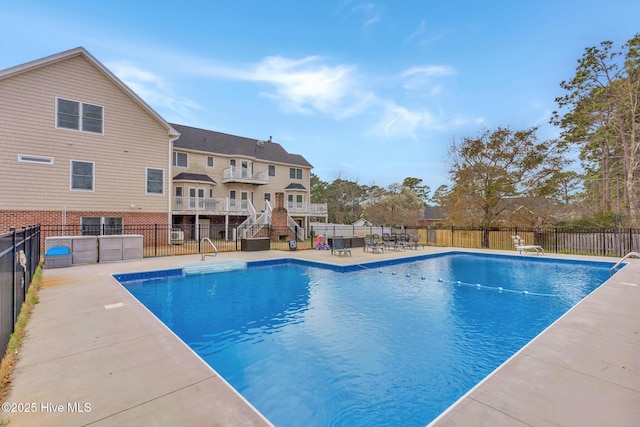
[610,251,640,276]
[200,238,218,261]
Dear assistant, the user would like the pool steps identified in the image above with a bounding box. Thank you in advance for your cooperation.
[180,259,247,275]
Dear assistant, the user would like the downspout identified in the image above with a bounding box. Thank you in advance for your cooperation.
[168,132,180,245]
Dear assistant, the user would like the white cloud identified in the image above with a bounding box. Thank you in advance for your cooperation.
[107,62,200,119]
[369,102,435,140]
[253,56,356,114]
[191,55,372,118]
[405,20,427,42]
[400,65,456,91]
[400,65,456,79]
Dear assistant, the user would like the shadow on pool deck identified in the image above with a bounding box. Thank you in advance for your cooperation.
[3,248,639,426]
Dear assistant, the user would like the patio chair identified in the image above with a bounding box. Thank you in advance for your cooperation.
[364,235,384,253]
[331,236,352,256]
[397,233,419,250]
[511,235,544,255]
[382,233,402,251]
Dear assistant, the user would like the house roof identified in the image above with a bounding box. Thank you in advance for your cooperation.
[422,206,449,220]
[173,173,216,184]
[170,123,312,168]
[284,183,307,190]
[0,47,179,138]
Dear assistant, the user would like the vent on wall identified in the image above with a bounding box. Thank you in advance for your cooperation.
[18,154,54,165]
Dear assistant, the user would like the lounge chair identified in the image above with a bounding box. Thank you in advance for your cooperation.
[511,235,544,255]
[397,233,420,250]
[331,236,352,256]
[382,233,402,251]
[364,235,384,253]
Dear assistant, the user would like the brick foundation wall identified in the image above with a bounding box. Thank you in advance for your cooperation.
[0,210,168,233]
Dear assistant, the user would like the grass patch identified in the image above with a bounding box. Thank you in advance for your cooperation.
[0,263,43,404]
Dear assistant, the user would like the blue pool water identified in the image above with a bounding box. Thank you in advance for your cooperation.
[116,252,613,426]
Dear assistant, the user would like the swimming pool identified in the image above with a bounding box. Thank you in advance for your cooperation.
[115,252,613,426]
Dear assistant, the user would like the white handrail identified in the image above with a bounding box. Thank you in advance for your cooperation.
[200,238,218,260]
[610,251,640,276]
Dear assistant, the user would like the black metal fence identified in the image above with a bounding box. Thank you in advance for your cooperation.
[39,224,640,258]
[0,225,41,356]
[41,224,312,257]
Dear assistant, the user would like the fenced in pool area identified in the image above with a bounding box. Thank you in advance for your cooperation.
[3,248,638,426]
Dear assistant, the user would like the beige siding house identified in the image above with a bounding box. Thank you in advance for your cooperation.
[169,124,327,241]
[0,47,178,232]
[0,48,326,241]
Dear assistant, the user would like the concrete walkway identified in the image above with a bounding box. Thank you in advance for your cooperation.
[2,248,639,426]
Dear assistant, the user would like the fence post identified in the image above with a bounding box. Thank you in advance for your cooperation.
[451,226,454,247]
[10,227,16,328]
[154,224,158,256]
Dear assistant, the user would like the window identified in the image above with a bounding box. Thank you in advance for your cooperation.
[209,189,214,198]
[268,165,276,177]
[173,152,188,167]
[175,187,183,197]
[229,159,236,167]
[229,190,236,199]
[264,192,271,202]
[70,160,94,191]
[289,168,302,179]
[207,156,214,167]
[18,154,54,165]
[147,168,164,194]
[81,216,123,235]
[56,98,103,134]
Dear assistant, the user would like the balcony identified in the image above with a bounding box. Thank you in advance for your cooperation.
[286,202,328,216]
[172,197,253,215]
[222,167,269,185]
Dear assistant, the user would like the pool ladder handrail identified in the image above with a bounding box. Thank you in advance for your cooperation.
[201,238,218,260]
[610,251,640,276]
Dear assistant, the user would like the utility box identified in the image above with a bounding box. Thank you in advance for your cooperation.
[241,237,271,251]
[98,235,123,262]
[71,236,98,264]
[122,235,143,260]
[98,235,144,262]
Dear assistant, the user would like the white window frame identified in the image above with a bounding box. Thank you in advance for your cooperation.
[70,160,95,192]
[206,156,214,167]
[18,154,54,165]
[56,98,104,134]
[146,167,165,195]
[173,151,188,167]
[268,164,276,177]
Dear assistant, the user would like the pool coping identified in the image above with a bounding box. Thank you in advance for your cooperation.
[3,247,639,426]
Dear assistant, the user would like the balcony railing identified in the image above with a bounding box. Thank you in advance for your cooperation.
[173,197,253,214]
[222,167,268,184]
[286,202,328,215]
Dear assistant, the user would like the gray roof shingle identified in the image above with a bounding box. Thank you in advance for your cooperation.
[170,123,312,168]
[173,172,216,183]
[284,183,307,190]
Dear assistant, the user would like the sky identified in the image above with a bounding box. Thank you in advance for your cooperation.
[1,1,639,193]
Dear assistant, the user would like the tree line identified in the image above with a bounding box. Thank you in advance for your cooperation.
[311,34,640,230]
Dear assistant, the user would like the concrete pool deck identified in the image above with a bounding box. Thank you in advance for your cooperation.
[2,247,639,426]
